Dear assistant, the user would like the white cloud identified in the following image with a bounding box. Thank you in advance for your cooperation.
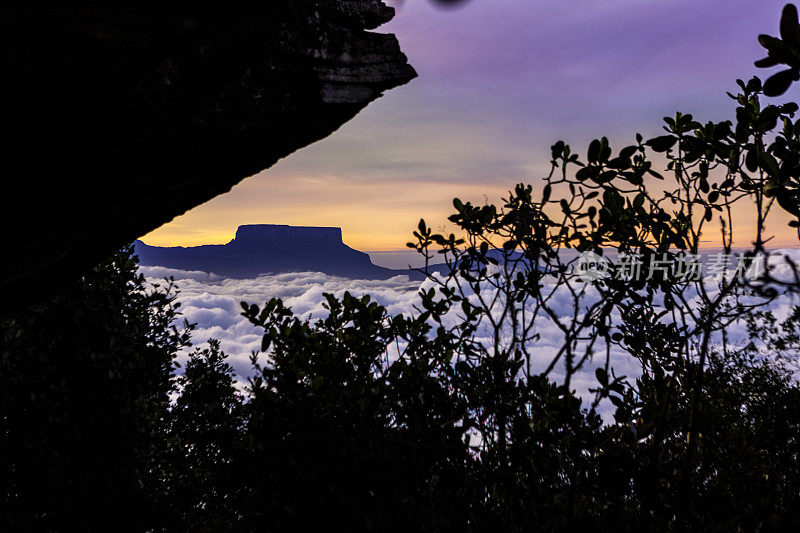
[144,254,800,420]
[142,267,424,378]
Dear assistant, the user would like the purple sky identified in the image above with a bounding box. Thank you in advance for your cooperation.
[143,0,798,259]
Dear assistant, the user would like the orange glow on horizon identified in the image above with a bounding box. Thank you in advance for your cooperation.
[141,172,800,252]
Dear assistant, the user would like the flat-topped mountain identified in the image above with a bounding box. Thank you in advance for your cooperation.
[134,225,410,279]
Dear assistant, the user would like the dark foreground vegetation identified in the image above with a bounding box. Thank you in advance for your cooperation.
[5,5,800,532]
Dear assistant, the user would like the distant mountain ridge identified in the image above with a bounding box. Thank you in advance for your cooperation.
[134,224,419,280]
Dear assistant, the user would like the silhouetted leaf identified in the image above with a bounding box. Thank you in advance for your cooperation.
[646,135,677,152]
[764,69,797,96]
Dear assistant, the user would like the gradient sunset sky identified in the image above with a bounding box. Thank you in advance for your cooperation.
[142,0,799,253]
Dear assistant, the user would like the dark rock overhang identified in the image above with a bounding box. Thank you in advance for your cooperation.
[1,0,416,308]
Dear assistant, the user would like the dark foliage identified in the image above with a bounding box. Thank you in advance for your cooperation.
[167,339,244,531]
[0,247,190,531]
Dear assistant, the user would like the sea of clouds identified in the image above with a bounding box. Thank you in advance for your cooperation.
[141,250,800,417]
[140,266,422,379]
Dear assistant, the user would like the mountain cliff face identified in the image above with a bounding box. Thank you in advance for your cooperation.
[2,1,416,307]
[135,225,405,279]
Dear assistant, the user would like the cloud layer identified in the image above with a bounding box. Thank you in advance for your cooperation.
[144,252,800,417]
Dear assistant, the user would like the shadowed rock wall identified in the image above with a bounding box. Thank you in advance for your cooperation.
[1,1,416,307]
